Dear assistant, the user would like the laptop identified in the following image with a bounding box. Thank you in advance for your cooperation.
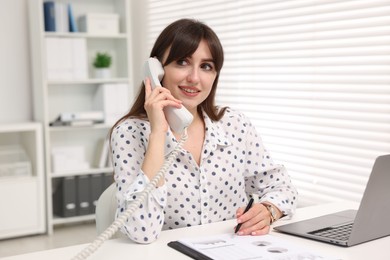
[274,154,390,247]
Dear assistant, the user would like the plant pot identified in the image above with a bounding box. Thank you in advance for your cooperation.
[94,68,111,79]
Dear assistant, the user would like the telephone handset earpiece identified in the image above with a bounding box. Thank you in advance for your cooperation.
[143,57,193,133]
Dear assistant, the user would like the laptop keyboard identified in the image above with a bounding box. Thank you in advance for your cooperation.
[308,223,353,241]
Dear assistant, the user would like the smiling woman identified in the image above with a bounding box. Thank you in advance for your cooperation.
[146,0,390,208]
[109,18,297,244]
[161,40,217,112]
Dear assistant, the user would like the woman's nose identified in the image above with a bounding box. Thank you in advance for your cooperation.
[187,67,200,83]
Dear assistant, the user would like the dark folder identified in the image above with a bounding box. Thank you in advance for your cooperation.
[102,172,113,189]
[168,241,213,260]
[53,176,77,217]
[43,1,55,32]
[90,173,104,214]
[76,175,91,215]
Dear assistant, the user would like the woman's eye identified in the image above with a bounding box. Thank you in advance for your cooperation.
[177,59,188,66]
[201,63,214,71]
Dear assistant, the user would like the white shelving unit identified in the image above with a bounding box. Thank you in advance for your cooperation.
[28,0,133,233]
[0,123,45,239]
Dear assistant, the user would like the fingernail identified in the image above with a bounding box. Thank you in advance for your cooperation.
[237,219,241,224]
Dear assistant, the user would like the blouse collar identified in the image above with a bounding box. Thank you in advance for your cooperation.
[164,110,232,156]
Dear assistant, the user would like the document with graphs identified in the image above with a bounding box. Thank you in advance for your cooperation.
[168,233,339,260]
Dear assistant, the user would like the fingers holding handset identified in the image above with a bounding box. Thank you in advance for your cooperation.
[144,77,182,132]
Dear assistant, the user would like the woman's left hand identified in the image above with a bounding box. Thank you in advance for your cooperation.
[234,203,271,236]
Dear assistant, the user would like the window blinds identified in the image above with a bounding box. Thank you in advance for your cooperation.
[146,0,390,207]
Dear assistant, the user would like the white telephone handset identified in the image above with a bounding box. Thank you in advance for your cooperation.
[143,57,193,133]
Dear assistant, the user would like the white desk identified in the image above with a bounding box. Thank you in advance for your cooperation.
[3,202,390,260]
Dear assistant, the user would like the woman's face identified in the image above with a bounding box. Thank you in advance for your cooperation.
[161,40,217,114]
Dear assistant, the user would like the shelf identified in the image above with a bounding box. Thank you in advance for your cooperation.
[0,175,38,183]
[51,167,113,178]
[0,123,45,239]
[49,124,112,132]
[0,122,41,132]
[47,77,129,85]
[53,214,95,225]
[29,0,131,234]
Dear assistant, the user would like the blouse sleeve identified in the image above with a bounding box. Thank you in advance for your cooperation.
[241,115,298,218]
[111,121,167,243]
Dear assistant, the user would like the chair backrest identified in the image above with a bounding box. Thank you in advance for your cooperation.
[95,183,125,239]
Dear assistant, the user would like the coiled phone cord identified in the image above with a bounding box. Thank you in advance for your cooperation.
[71,128,188,260]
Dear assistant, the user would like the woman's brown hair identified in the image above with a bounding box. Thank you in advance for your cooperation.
[111,18,227,134]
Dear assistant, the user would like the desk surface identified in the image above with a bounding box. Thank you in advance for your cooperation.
[3,202,390,260]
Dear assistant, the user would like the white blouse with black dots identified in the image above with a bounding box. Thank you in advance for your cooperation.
[111,108,298,243]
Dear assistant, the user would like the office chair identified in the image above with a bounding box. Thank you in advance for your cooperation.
[95,183,125,239]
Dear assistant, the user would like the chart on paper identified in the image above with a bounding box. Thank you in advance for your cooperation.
[177,233,340,260]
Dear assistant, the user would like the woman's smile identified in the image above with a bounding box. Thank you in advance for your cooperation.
[179,86,200,97]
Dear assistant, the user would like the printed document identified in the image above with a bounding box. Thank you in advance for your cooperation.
[173,233,340,260]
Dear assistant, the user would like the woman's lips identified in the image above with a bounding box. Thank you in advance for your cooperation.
[179,86,200,97]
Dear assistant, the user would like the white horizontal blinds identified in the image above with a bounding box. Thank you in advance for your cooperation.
[146,0,390,207]
[218,0,390,207]
[146,0,241,45]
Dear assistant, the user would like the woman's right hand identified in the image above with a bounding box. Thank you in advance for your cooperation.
[144,78,182,133]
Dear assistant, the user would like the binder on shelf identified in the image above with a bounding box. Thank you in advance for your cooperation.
[43,1,55,32]
[68,3,78,32]
[50,111,104,127]
[56,111,104,123]
[0,145,32,178]
[79,13,119,35]
[54,2,69,33]
[45,38,88,81]
[90,174,104,214]
[93,84,130,125]
[71,38,88,79]
[51,146,89,173]
[76,175,91,216]
[43,1,69,32]
[53,176,77,217]
[45,38,72,80]
[69,120,95,127]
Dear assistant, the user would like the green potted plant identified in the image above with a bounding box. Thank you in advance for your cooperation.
[93,52,112,78]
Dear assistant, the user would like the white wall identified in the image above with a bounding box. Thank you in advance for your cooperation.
[0,0,33,123]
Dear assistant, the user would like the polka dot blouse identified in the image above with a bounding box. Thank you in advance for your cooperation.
[111,108,297,243]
